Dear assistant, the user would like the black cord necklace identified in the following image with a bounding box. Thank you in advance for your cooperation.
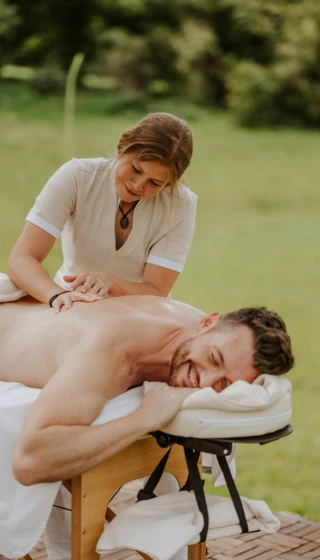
[119,201,138,229]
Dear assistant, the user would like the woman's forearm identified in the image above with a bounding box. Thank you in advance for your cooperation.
[7,255,64,304]
[65,265,178,298]
[108,266,178,297]
[109,276,161,297]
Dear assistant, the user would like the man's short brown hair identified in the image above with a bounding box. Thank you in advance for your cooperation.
[221,307,294,376]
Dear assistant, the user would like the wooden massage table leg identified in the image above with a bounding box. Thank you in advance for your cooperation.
[70,436,205,560]
[188,542,207,559]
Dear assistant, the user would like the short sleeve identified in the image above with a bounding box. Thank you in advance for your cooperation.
[146,191,197,272]
[26,159,78,239]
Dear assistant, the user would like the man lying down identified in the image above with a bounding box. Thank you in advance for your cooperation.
[0,294,294,486]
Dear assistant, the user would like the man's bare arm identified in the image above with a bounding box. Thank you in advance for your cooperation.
[13,343,194,485]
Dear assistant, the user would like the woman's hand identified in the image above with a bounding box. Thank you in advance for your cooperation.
[63,272,116,297]
[52,290,103,313]
[137,385,197,432]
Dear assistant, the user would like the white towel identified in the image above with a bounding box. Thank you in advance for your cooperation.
[0,273,27,302]
[143,374,292,413]
[182,374,291,410]
[96,491,280,560]
[0,381,142,558]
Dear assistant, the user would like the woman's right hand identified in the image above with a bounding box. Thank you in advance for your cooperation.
[51,290,103,313]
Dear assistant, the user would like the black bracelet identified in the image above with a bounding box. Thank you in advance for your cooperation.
[49,291,70,308]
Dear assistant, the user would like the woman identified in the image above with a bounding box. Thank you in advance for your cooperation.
[7,112,197,312]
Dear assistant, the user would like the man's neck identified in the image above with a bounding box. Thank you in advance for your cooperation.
[130,324,196,385]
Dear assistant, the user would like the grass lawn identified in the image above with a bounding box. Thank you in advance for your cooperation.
[1,85,319,520]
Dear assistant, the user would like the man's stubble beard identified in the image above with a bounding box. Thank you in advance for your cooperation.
[168,339,191,386]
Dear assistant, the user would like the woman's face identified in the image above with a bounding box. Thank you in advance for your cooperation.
[114,155,170,202]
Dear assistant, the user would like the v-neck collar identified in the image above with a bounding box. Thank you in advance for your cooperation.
[106,169,145,254]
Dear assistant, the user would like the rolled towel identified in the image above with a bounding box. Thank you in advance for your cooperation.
[143,374,292,413]
[0,273,26,302]
[96,491,280,560]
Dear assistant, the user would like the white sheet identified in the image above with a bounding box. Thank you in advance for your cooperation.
[97,491,280,560]
[0,382,142,558]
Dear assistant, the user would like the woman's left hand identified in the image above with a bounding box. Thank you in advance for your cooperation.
[63,272,115,297]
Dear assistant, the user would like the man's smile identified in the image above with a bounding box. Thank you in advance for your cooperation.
[188,363,198,388]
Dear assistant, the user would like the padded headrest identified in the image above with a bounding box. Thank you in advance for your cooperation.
[144,375,292,438]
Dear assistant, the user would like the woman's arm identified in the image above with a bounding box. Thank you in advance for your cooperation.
[64,263,180,298]
[7,222,101,309]
[7,222,63,303]
[7,160,101,309]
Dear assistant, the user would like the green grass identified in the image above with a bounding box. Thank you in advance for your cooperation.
[1,85,319,520]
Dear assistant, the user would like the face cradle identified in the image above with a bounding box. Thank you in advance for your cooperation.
[114,155,170,203]
[169,324,258,393]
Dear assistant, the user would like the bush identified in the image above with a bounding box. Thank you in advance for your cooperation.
[226,0,320,126]
[4,0,320,126]
[227,61,278,126]
[31,63,66,94]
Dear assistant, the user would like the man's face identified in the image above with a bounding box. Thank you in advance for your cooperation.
[169,323,258,392]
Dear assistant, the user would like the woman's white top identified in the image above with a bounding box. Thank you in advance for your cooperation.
[26,158,197,287]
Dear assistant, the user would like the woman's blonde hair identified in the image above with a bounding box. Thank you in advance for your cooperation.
[117,112,193,188]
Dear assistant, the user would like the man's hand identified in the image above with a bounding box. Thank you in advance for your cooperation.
[137,385,197,432]
[63,272,115,297]
[52,290,103,313]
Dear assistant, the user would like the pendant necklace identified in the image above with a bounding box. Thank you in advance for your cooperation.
[119,201,138,229]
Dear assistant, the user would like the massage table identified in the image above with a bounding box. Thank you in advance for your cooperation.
[0,375,292,560]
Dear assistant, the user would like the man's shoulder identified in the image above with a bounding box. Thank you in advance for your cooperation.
[78,296,205,329]
[165,298,205,318]
[110,295,205,322]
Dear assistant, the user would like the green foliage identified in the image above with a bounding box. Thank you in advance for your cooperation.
[227,61,278,126]
[226,0,320,125]
[2,0,320,125]
[31,63,66,93]
[0,0,20,64]
[0,0,19,37]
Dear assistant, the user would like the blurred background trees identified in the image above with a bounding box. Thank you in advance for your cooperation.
[1,0,320,126]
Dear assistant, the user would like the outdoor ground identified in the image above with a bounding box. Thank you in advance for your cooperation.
[0,85,319,521]
[6,514,320,560]
[1,484,320,560]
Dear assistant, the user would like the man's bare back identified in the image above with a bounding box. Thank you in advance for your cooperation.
[0,295,204,390]
[1,297,293,485]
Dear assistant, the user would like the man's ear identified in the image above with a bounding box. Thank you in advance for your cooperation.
[198,312,222,331]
